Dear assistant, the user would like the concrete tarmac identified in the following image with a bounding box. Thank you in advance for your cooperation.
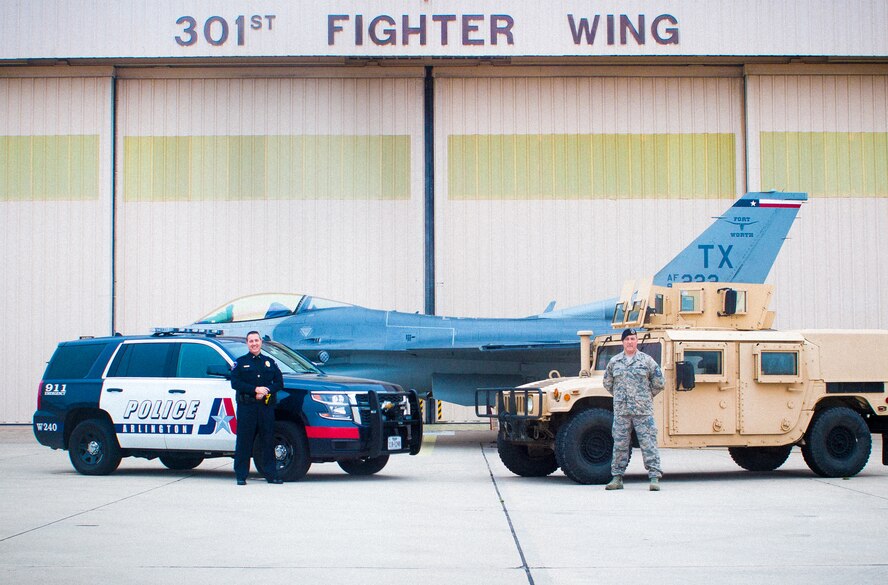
[1,425,887,584]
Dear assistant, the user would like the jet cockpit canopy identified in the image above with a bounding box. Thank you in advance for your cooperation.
[196,293,352,324]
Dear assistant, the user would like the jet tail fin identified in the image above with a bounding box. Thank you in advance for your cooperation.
[653,191,806,286]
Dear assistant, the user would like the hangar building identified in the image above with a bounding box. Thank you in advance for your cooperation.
[1,1,887,422]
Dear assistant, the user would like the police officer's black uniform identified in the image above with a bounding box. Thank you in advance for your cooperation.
[231,351,284,484]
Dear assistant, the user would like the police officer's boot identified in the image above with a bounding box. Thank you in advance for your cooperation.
[605,475,623,490]
[649,477,660,491]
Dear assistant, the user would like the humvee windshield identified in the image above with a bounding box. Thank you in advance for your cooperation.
[594,342,662,371]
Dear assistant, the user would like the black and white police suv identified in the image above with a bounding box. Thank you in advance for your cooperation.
[33,329,422,480]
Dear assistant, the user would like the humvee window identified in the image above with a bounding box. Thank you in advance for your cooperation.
[684,350,722,375]
[732,290,747,314]
[761,351,798,376]
[627,300,643,323]
[612,302,626,324]
[680,289,703,313]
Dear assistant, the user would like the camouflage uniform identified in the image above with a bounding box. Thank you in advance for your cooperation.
[603,350,665,478]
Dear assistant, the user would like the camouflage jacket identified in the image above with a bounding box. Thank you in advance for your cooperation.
[603,351,665,416]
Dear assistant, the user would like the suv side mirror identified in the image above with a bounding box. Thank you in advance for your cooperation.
[675,361,695,391]
[207,364,231,379]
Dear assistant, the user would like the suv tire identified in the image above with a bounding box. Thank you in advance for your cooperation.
[728,445,793,472]
[555,408,614,485]
[68,419,122,476]
[159,454,205,470]
[801,406,871,478]
[254,420,311,482]
[496,431,558,477]
[338,455,390,475]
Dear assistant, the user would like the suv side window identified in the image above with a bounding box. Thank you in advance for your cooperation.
[108,343,174,377]
[45,343,108,379]
[176,343,229,378]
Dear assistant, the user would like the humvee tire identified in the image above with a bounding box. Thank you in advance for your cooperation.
[801,406,871,478]
[496,432,558,477]
[555,408,614,485]
[728,445,793,472]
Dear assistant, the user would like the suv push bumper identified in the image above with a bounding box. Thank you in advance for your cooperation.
[364,389,423,457]
[309,389,423,459]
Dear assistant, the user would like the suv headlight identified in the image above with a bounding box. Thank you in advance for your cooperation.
[311,393,353,421]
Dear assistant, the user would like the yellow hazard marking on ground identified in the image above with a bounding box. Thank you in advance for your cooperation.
[419,434,437,456]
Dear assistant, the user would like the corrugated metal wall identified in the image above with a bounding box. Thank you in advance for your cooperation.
[0,70,113,423]
[747,65,888,328]
[115,68,426,335]
[3,62,888,423]
[434,66,745,317]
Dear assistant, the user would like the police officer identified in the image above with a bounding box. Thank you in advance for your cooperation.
[231,331,284,485]
[603,328,665,491]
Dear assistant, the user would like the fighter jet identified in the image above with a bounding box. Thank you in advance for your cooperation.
[192,191,806,405]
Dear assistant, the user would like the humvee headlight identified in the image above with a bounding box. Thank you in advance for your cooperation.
[553,388,561,401]
[311,393,353,420]
[527,399,534,414]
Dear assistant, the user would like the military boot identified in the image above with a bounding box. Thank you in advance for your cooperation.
[649,477,660,491]
[605,475,623,490]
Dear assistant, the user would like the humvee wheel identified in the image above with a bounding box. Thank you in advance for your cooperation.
[728,445,792,472]
[801,406,871,478]
[555,408,614,485]
[496,432,558,477]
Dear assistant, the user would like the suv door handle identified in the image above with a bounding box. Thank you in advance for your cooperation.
[107,388,123,393]
[168,389,186,394]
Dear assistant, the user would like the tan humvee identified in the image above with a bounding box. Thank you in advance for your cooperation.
[477,280,888,484]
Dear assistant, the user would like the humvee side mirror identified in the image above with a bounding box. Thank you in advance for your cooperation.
[207,364,232,379]
[675,361,695,391]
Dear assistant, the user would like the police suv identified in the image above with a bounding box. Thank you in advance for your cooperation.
[33,329,422,480]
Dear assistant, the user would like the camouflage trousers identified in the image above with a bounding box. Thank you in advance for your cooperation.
[611,414,662,479]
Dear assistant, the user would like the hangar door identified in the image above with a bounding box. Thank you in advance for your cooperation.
[0,70,113,423]
[115,68,426,335]
[434,66,746,319]
[746,65,888,329]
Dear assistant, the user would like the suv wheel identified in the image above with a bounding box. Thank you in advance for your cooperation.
[496,431,558,477]
[801,406,871,478]
[728,445,793,472]
[338,455,390,475]
[68,419,122,476]
[555,408,614,485]
[159,454,205,470]
[254,420,311,482]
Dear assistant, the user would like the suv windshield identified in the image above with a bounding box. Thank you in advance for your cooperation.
[218,339,321,375]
